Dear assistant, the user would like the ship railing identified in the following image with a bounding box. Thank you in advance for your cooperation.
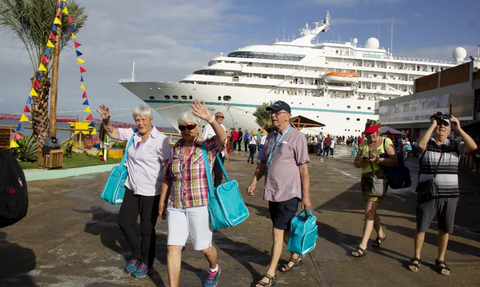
[119,78,136,83]
[391,55,456,64]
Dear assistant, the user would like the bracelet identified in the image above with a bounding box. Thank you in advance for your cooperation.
[207,115,215,124]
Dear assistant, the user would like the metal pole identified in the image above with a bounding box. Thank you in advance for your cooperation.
[49,0,62,138]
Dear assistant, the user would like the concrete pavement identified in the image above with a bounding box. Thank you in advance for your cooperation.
[1,145,479,286]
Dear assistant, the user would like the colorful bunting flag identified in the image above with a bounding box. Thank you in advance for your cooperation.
[44,47,52,55]
[76,50,83,57]
[99,150,103,156]
[71,33,76,40]
[82,91,87,98]
[55,9,60,17]
[82,99,89,105]
[70,24,75,32]
[23,105,31,113]
[80,75,84,82]
[91,136,99,142]
[89,122,95,127]
[80,83,85,90]
[62,7,68,14]
[84,106,91,113]
[52,24,58,31]
[20,114,29,122]
[77,58,85,65]
[47,40,55,48]
[35,72,43,79]
[68,15,74,23]
[85,114,93,121]
[13,132,22,140]
[91,128,97,135]
[49,32,57,40]
[54,17,62,25]
[16,123,25,132]
[74,41,81,49]
[30,88,38,97]
[10,140,19,148]
[32,80,41,88]
[41,55,50,63]
[39,64,47,71]
[80,67,87,73]
[26,96,35,104]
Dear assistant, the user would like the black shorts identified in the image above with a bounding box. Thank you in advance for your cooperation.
[416,197,458,234]
[268,197,300,230]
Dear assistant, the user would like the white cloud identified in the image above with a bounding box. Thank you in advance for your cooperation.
[297,0,401,8]
[333,17,402,25]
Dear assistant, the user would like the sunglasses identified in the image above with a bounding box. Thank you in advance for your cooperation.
[270,111,289,116]
[215,115,225,119]
[178,124,197,131]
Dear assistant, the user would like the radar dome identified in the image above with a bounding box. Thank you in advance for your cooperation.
[365,37,380,49]
[452,47,467,61]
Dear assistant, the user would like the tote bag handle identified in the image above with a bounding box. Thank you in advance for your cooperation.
[120,131,136,166]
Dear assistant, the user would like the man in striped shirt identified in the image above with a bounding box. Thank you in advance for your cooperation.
[408,112,477,275]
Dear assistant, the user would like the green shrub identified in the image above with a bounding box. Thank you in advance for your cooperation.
[11,135,38,161]
[111,141,127,149]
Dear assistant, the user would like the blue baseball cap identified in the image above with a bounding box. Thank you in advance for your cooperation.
[266,101,291,114]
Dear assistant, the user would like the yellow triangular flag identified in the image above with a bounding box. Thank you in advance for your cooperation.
[20,114,29,122]
[10,140,19,148]
[98,150,103,156]
[30,88,38,97]
[84,106,91,113]
[47,40,55,48]
[71,33,76,40]
[61,0,67,2]
[39,63,47,71]
[54,17,62,25]
[77,58,85,65]
[91,128,97,135]
[80,83,85,90]
[62,7,68,14]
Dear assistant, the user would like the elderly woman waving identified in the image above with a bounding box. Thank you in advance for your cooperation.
[159,100,227,287]
[96,104,171,278]
[352,120,398,257]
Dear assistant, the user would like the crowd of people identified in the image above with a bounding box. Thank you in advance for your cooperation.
[96,102,476,286]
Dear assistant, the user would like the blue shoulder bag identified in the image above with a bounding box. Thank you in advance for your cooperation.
[201,142,249,229]
[100,132,135,205]
[287,208,319,257]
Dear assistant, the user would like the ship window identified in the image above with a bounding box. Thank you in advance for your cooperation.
[173,95,178,99]
[357,118,360,121]
[165,95,170,99]
[223,95,231,101]
[181,95,187,100]
[357,106,361,109]
[347,105,351,109]
[218,96,221,101]
[149,96,155,100]
[189,96,193,99]
[367,107,372,110]
[346,117,350,121]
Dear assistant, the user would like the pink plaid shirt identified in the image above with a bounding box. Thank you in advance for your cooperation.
[165,136,221,208]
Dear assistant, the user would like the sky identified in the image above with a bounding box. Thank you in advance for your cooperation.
[1,0,479,128]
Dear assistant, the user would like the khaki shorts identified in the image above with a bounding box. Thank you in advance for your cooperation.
[167,205,213,250]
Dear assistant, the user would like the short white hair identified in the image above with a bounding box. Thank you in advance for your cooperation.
[178,112,200,126]
[133,105,153,119]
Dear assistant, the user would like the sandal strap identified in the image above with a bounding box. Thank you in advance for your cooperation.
[257,274,276,287]
[288,256,302,264]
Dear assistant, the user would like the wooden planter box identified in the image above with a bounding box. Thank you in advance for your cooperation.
[37,148,63,168]
[0,128,11,151]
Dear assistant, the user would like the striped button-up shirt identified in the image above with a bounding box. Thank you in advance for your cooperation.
[165,136,221,208]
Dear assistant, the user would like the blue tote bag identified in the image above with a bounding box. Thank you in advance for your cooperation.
[100,133,135,205]
[287,209,319,257]
[201,142,249,229]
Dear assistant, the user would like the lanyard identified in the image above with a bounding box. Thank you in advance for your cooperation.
[267,125,291,163]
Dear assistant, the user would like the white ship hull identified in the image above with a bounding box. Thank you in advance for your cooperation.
[121,81,376,136]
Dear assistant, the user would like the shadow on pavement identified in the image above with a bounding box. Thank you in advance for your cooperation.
[0,231,36,286]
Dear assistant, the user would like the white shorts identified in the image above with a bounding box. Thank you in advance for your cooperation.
[167,205,213,251]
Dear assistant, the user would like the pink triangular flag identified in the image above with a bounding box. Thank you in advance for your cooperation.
[49,31,57,40]
[32,80,41,88]
[13,131,22,140]
[23,105,31,113]
[68,15,74,23]
[41,55,50,63]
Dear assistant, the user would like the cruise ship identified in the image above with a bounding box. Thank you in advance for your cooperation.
[120,11,460,136]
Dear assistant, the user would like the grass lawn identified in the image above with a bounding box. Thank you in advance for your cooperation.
[19,153,122,170]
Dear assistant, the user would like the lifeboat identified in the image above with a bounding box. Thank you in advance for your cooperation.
[324,72,359,83]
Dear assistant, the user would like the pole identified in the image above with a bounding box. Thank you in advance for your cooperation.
[49,0,62,138]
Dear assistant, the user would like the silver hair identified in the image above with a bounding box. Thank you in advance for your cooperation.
[178,112,201,126]
[133,105,153,119]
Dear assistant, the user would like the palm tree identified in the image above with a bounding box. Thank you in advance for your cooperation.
[0,0,87,146]
[253,101,275,131]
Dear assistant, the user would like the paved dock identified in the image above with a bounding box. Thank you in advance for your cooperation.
[1,145,479,286]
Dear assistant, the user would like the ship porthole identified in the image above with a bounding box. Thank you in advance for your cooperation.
[223,95,231,101]
[165,95,170,99]
[149,96,155,100]
[218,96,221,101]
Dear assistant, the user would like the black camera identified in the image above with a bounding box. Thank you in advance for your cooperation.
[431,111,451,121]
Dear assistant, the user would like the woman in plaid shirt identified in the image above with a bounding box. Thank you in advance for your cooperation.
[159,100,227,287]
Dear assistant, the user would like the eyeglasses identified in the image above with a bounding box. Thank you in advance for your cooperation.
[178,124,197,131]
[215,115,224,119]
[436,121,449,127]
[270,111,289,116]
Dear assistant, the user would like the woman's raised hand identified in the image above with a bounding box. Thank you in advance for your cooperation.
[190,99,212,121]
[96,104,111,122]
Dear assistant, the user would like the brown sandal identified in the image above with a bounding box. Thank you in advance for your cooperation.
[280,256,303,272]
[256,273,277,287]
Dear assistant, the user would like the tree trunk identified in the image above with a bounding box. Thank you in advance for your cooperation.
[31,75,51,147]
